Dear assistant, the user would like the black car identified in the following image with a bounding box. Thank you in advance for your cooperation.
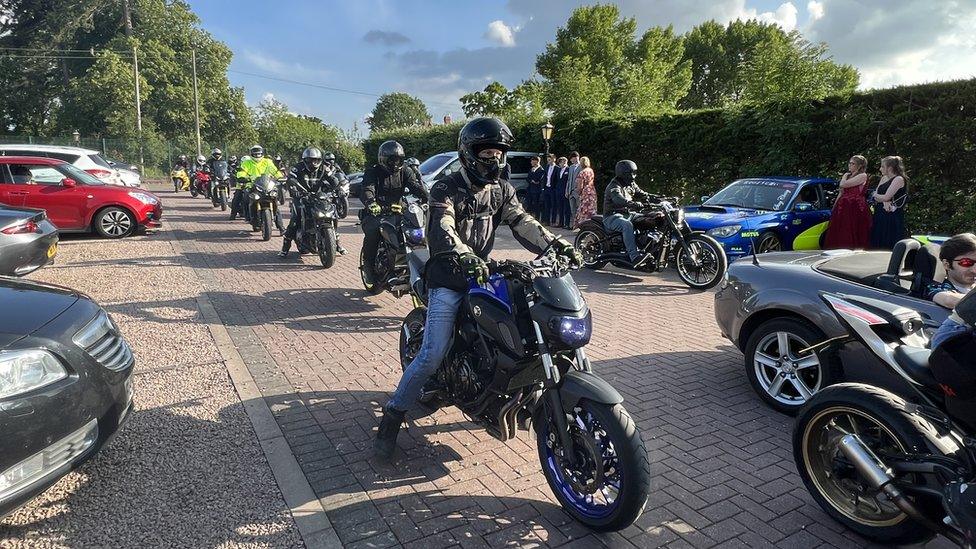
[0,204,58,276]
[0,277,134,517]
[714,238,950,414]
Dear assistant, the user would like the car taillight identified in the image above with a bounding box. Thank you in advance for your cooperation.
[85,168,114,180]
[2,220,39,235]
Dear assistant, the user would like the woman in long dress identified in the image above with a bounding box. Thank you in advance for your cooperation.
[823,155,872,249]
[573,156,597,229]
[869,155,908,250]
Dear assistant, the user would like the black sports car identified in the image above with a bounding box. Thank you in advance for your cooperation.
[714,238,950,414]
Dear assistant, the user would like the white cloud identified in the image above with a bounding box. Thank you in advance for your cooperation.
[485,20,516,47]
[242,50,333,80]
[755,2,799,31]
[261,92,275,102]
[807,0,825,20]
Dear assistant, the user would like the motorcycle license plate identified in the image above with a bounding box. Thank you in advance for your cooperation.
[47,243,57,258]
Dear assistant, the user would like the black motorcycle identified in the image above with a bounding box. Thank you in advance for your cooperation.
[294,191,340,268]
[359,198,425,296]
[398,248,651,531]
[794,292,976,547]
[211,161,230,211]
[249,175,282,241]
[335,178,350,219]
[574,195,727,290]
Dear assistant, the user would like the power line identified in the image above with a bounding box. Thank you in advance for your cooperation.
[226,69,460,109]
[0,46,131,55]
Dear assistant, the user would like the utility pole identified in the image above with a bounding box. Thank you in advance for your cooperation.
[133,45,144,173]
[191,48,201,156]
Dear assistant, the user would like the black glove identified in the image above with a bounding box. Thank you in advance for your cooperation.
[553,239,583,269]
[459,252,490,284]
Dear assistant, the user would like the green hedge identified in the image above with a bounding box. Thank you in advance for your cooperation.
[365,79,976,236]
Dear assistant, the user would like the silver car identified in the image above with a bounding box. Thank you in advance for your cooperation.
[714,240,950,414]
[0,204,59,276]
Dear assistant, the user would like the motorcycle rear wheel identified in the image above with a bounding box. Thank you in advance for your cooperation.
[261,209,273,241]
[794,384,951,545]
[318,226,337,269]
[536,399,650,531]
[675,234,727,290]
[575,229,608,270]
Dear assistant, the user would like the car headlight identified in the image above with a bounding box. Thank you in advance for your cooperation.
[127,191,158,205]
[707,225,742,239]
[549,312,592,349]
[0,349,68,399]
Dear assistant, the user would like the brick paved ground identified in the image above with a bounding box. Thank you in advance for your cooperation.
[160,190,932,549]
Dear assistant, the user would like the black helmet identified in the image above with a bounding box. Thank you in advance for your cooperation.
[274,154,282,162]
[250,145,264,158]
[211,148,222,159]
[323,152,336,165]
[377,140,405,173]
[458,117,513,190]
[615,160,637,183]
[405,157,420,168]
[302,147,322,169]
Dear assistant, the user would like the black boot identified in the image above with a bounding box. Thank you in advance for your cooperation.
[279,238,292,258]
[374,405,405,460]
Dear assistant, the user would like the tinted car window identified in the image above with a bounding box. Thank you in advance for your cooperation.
[419,154,453,176]
[507,156,532,176]
[46,151,82,163]
[0,166,12,184]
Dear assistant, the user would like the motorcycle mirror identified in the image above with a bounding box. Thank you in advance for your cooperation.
[61,177,77,187]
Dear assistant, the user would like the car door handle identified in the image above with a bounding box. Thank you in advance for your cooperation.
[9,191,28,196]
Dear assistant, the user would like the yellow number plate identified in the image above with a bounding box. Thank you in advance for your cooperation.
[47,243,58,258]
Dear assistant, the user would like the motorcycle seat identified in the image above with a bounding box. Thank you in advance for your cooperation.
[590,215,604,224]
[893,346,939,389]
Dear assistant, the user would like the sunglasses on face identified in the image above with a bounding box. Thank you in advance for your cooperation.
[952,258,976,268]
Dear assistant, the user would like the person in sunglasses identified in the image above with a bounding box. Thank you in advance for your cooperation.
[925,233,976,310]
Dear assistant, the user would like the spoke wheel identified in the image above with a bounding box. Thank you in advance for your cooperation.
[675,235,726,290]
[94,207,135,238]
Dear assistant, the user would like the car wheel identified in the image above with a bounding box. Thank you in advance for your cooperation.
[756,231,782,253]
[94,207,136,239]
[743,318,842,415]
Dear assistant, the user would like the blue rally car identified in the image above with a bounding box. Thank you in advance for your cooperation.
[683,177,839,261]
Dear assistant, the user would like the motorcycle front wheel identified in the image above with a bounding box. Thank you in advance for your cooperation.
[337,196,349,219]
[535,398,650,531]
[317,226,337,268]
[675,234,727,290]
[220,190,227,211]
[261,209,273,241]
[189,183,199,198]
[398,307,440,407]
[794,384,950,545]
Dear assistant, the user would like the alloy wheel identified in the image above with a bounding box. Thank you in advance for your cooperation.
[753,331,821,406]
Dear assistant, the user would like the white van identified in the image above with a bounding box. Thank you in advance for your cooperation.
[419,151,539,195]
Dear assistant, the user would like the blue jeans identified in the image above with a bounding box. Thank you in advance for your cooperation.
[388,287,463,411]
[604,213,640,261]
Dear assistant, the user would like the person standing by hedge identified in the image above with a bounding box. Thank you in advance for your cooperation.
[526,155,544,218]
[553,156,570,228]
[542,153,558,225]
[573,156,597,229]
[870,155,909,250]
[823,155,872,249]
[566,151,582,223]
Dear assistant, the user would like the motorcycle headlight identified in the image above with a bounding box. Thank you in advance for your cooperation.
[0,349,68,399]
[549,312,592,349]
[707,225,742,239]
[251,192,260,200]
[127,191,158,205]
[315,210,327,218]
[405,227,425,245]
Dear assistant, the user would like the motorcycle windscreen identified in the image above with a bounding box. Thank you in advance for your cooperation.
[533,274,585,312]
[212,161,229,178]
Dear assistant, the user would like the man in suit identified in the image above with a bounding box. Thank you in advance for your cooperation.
[525,155,544,218]
[541,153,558,225]
[553,156,570,228]
[566,151,582,225]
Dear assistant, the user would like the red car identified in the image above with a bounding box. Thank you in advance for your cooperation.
[0,157,162,238]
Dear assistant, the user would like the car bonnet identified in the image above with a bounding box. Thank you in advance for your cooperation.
[0,277,80,346]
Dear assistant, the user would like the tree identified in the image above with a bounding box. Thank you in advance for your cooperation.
[741,31,859,104]
[366,92,430,133]
[535,5,691,119]
[253,97,341,161]
[680,19,858,109]
[459,80,547,125]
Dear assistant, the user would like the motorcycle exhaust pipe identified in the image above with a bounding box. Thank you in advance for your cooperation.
[838,435,952,537]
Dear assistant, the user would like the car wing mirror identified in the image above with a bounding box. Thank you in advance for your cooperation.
[700,195,710,203]
[62,177,77,187]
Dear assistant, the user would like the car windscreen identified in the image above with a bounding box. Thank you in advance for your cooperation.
[419,154,453,176]
[58,163,105,185]
[89,154,114,169]
[704,180,798,211]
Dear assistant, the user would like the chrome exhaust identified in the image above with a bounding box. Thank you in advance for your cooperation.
[838,434,953,537]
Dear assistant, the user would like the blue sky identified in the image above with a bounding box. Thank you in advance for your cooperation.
[187,0,976,134]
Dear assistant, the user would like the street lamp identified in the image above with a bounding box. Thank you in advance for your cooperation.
[541,122,554,165]
[72,130,80,143]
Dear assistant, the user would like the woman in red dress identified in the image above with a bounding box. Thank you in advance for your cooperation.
[823,155,872,249]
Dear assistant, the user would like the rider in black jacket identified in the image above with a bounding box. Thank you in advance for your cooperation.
[359,140,429,290]
[603,160,652,267]
[280,147,342,257]
[373,118,582,459]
